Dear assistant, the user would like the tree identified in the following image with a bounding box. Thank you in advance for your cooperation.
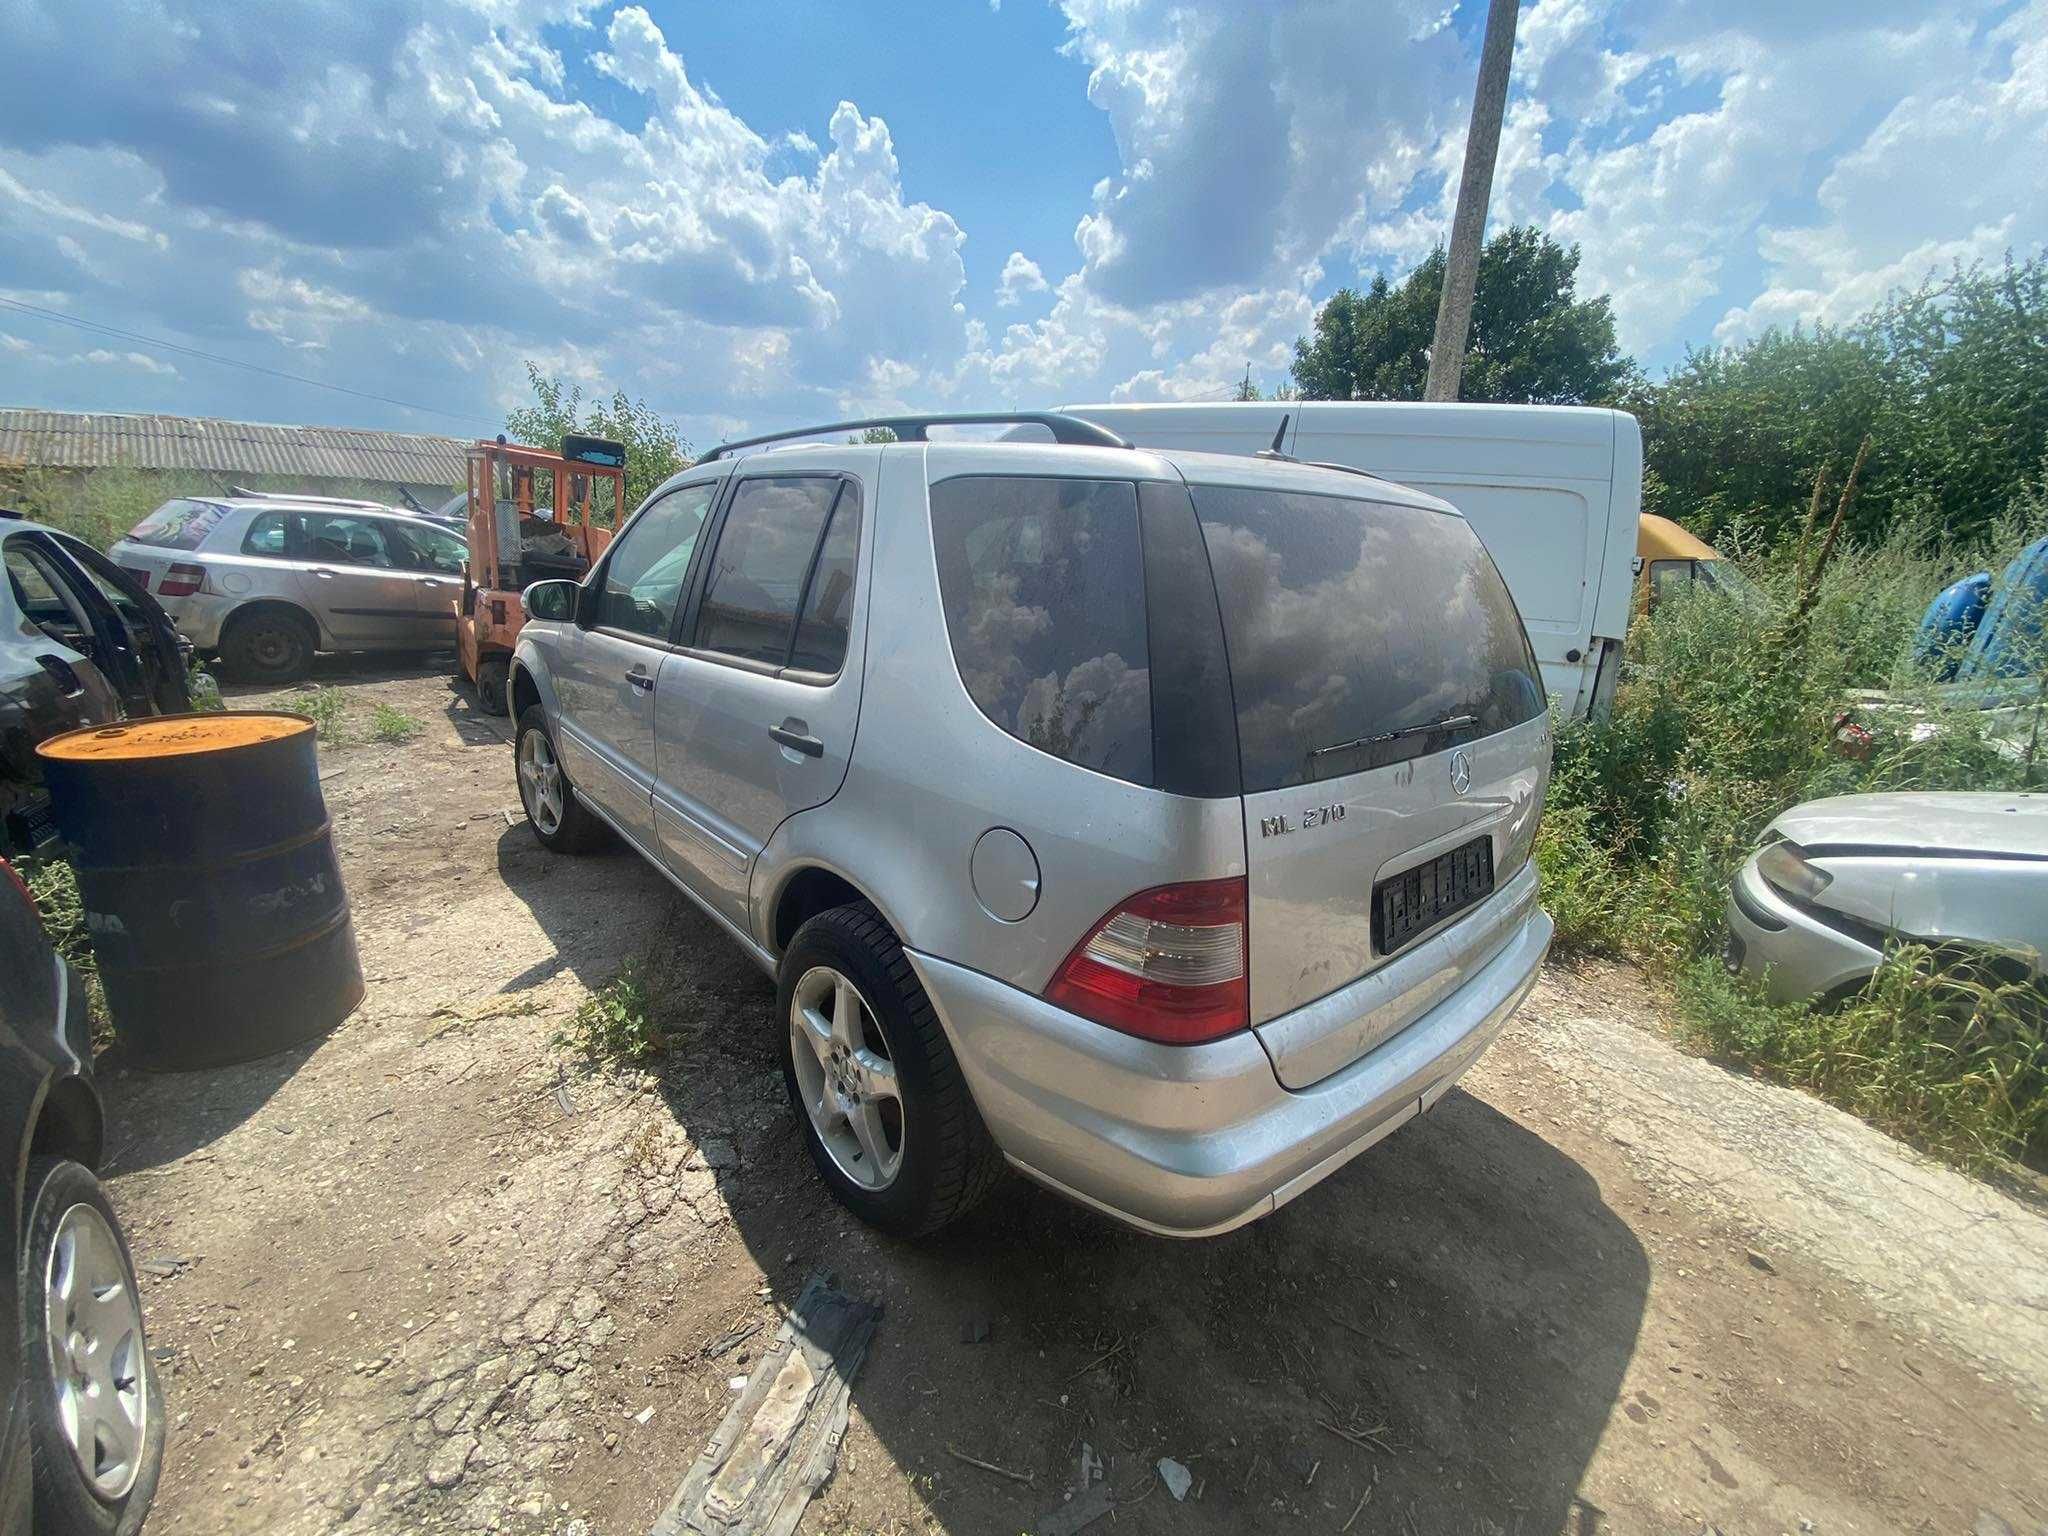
[1630,254,2048,543]
[1291,226,1634,406]
[504,363,691,512]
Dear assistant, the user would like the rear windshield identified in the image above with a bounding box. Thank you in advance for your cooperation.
[1191,485,1545,791]
[125,499,227,551]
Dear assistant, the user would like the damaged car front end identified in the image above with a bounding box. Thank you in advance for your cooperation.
[1725,791,2048,1004]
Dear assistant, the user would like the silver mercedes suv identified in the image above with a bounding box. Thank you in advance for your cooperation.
[509,413,1553,1237]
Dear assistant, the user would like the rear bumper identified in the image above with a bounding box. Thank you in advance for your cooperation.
[159,592,233,649]
[907,903,1551,1238]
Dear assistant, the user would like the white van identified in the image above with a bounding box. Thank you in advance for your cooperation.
[1060,402,1641,719]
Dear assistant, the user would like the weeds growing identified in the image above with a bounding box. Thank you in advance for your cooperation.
[297,687,348,742]
[1538,471,2048,1171]
[371,703,422,744]
[556,962,666,1063]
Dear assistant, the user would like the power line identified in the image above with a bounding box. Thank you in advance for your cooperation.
[0,296,493,429]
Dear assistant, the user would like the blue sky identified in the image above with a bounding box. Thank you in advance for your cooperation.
[1,0,2043,453]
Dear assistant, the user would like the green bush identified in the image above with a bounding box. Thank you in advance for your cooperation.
[1677,952,2046,1171]
[1538,484,2048,1169]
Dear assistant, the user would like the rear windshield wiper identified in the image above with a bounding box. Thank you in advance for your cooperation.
[1309,713,1478,761]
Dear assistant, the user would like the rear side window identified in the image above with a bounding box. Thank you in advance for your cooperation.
[787,492,861,675]
[1191,486,1545,791]
[695,478,845,667]
[930,477,1152,786]
[241,513,292,558]
[126,499,226,551]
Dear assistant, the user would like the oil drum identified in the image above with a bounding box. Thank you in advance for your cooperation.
[35,711,363,1069]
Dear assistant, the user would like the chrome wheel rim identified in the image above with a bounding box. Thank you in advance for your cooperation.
[789,966,904,1191]
[518,728,564,835]
[43,1203,148,1501]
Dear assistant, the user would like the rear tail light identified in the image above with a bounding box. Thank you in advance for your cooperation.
[1044,877,1248,1044]
[157,562,207,597]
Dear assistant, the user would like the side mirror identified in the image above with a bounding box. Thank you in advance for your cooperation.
[522,579,578,622]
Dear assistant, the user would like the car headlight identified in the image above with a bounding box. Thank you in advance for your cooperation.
[1756,839,1833,902]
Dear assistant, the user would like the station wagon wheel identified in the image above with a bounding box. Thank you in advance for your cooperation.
[222,608,313,683]
[517,727,565,835]
[789,966,904,1190]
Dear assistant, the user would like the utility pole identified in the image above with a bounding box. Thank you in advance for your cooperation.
[1424,0,1519,402]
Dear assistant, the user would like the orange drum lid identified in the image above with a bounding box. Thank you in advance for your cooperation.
[37,712,313,762]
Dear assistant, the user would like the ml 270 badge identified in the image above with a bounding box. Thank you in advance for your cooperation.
[1259,803,1345,838]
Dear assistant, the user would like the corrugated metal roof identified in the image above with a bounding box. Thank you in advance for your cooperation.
[0,408,469,486]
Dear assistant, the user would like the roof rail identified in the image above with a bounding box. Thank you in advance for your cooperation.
[700,412,1133,462]
[228,486,392,509]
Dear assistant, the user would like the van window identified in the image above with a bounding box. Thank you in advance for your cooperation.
[1191,486,1545,791]
[930,476,1152,786]
[695,478,843,665]
[125,499,227,551]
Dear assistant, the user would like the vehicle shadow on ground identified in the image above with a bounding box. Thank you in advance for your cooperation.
[96,1035,323,1175]
[496,836,1649,1534]
[212,650,458,703]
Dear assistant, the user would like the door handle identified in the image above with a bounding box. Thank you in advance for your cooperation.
[769,725,824,758]
[309,567,337,579]
[625,669,654,692]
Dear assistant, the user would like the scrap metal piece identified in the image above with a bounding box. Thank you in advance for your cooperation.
[1034,1483,1113,1536]
[650,1271,882,1536]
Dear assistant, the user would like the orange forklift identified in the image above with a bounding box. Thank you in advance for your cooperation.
[455,433,625,713]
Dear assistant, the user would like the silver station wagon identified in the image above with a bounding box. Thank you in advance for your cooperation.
[509,413,1554,1237]
[110,494,468,682]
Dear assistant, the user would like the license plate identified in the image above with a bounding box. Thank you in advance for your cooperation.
[1374,835,1495,956]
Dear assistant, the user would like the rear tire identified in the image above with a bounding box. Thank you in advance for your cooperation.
[19,1158,164,1536]
[473,657,509,716]
[221,609,313,684]
[778,903,1004,1237]
[514,705,603,853]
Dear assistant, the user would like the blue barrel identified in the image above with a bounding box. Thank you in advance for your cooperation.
[35,711,363,1069]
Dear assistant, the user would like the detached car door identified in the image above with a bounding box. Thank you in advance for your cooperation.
[290,512,422,648]
[653,453,873,929]
[548,476,724,850]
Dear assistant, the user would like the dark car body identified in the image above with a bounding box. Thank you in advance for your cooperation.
[0,857,103,1536]
[2,512,192,855]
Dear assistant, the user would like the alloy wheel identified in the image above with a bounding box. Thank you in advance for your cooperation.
[518,728,564,835]
[789,965,904,1190]
[43,1203,149,1501]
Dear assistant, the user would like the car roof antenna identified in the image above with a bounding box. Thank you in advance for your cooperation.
[1268,414,1290,454]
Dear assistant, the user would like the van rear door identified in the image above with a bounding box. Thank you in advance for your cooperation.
[1186,478,1551,1088]
[1288,403,1637,719]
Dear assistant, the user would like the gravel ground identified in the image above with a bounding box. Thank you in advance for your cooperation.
[97,662,2048,1536]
